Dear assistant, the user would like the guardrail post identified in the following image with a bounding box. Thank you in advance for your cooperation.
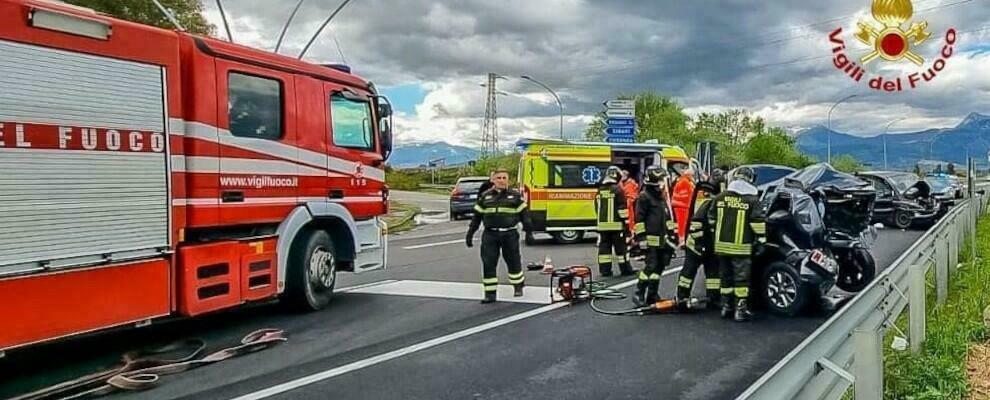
[950,220,959,272]
[935,232,948,280]
[909,263,926,353]
[936,243,949,305]
[853,328,883,400]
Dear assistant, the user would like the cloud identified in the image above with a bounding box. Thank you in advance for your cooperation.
[200,0,990,145]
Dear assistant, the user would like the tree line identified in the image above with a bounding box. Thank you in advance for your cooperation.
[584,92,864,172]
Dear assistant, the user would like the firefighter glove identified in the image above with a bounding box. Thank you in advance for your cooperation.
[465,234,474,248]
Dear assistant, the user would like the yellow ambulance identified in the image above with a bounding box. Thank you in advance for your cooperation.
[516,138,691,244]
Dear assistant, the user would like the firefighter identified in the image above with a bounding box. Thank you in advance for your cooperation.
[707,166,766,321]
[595,166,634,277]
[675,179,721,311]
[671,169,695,245]
[631,165,678,306]
[465,169,531,304]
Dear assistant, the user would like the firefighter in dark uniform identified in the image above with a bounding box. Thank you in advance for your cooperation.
[595,166,634,277]
[675,180,721,311]
[707,166,766,321]
[631,165,678,306]
[465,169,531,304]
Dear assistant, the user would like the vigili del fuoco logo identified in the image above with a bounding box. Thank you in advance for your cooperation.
[829,0,957,92]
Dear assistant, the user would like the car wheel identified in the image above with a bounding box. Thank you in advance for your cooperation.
[893,210,913,230]
[762,261,808,317]
[552,230,584,244]
[285,229,336,311]
[835,247,876,293]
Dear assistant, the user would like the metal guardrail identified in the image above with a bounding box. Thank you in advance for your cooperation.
[738,188,989,400]
[418,183,454,190]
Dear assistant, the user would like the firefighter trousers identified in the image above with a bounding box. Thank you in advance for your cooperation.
[636,245,672,302]
[718,255,751,305]
[677,249,721,303]
[597,230,632,276]
[481,230,524,294]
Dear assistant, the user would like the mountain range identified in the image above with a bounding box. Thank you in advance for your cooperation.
[387,113,990,170]
[796,112,990,169]
[387,142,480,168]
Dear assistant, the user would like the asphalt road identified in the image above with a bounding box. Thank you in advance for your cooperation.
[0,212,923,400]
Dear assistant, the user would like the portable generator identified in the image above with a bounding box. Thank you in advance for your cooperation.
[549,265,593,303]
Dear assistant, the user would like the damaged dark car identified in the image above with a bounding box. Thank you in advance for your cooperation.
[856,171,940,229]
[756,164,878,315]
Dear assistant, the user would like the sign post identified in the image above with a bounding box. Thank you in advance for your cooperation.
[603,99,636,144]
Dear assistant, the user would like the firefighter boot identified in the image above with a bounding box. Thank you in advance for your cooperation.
[734,298,752,322]
[706,289,722,311]
[675,286,692,312]
[632,280,649,307]
[513,283,525,297]
[721,295,735,319]
[645,280,661,304]
[480,291,496,304]
[619,261,635,277]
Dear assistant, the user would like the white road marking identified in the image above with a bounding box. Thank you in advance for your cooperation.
[336,280,399,293]
[346,280,551,304]
[401,239,464,250]
[229,273,658,400]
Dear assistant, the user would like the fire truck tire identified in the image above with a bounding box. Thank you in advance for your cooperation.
[286,229,337,311]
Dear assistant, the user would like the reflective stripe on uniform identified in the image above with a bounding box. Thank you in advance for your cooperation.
[705,279,721,289]
[638,271,649,281]
[483,277,499,292]
[715,241,751,255]
[474,204,525,214]
[598,254,613,263]
[648,273,661,281]
[646,235,661,247]
[689,221,703,230]
[721,287,734,295]
[678,276,693,288]
[735,287,749,298]
[666,220,678,230]
[618,208,628,219]
[735,210,745,246]
[750,221,766,235]
[508,271,525,284]
[597,222,623,231]
[634,222,646,234]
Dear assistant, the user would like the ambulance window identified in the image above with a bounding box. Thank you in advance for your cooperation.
[330,94,374,150]
[550,162,610,188]
[228,73,283,140]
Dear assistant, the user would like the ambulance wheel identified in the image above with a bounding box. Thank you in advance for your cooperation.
[553,230,584,244]
[762,262,807,317]
[286,229,336,311]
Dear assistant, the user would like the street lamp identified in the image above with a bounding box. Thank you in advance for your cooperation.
[520,75,564,140]
[827,94,857,164]
[882,117,906,170]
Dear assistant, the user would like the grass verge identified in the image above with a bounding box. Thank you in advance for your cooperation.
[384,201,421,235]
[881,215,990,399]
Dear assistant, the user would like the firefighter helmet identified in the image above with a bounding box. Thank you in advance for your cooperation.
[643,165,668,186]
[603,166,622,183]
[733,166,756,184]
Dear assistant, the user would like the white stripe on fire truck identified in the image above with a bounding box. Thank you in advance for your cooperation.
[172,196,384,206]
[173,156,344,177]
[170,119,386,182]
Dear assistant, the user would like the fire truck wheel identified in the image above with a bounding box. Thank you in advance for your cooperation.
[286,229,336,311]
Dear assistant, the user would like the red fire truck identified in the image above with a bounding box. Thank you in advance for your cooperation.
[0,0,393,354]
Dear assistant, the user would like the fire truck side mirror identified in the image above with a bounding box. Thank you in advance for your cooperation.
[376,96,394,160]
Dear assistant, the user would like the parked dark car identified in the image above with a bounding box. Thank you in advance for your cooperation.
[449,176,490,220]
[925,174,963,208]
[857,171,940,229]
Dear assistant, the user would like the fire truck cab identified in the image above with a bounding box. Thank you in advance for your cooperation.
[0,0,392,353]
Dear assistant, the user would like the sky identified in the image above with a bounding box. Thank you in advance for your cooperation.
[200,0,990,148]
